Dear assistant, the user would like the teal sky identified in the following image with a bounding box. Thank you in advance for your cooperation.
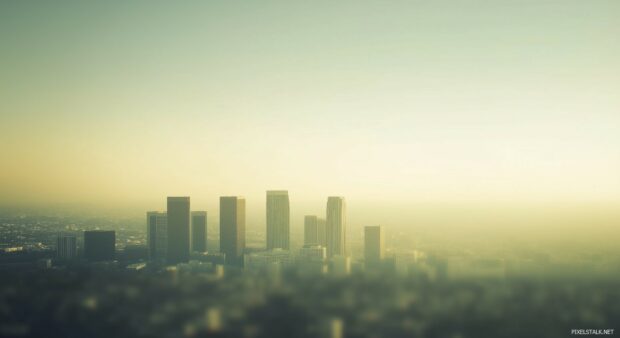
[1,1,619,220]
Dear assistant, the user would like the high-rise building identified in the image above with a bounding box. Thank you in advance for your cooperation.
[56,233,77,259]
[305,215,327,247]
[167,197,191,264]
[266,190,290,250]
[304,215,318,245]
[147,211,167,259]
[220,196,246,266]
[191,211,207,253]
[326,196,346,258]
[364,225,385,268]
[84,230,115,261]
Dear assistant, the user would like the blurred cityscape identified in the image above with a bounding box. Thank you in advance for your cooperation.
[0,192,618,338]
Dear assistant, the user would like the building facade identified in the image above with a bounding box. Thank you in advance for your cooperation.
[364,225,385,268]
[56,233,77,259]
[220,196,246,266]
[147,211,167,259]
[326,196,346,258]
[266,190,290,250]
[191,211,207,253]
[167,197,191,264]
[84,230,115,261]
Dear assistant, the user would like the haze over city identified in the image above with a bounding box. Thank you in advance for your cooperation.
[1,1,619,215]
[1,1,619,337]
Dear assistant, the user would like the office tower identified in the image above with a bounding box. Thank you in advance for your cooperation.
[326,196,346,258]
[220,196,246,266]
[304,215,318,245]
[305,216,327,247]
[266,190,290,250]
[56,233,77,259]
[364,225,385,268]
[167,197,191,264]
[146,211,167,259]
[84,230,115,261]
[191,211,207,253]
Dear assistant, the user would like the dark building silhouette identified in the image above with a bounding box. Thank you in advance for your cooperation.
[56,232,77,259]
[146,211,166,259]
[220,196,245,266]
[84,230,115,261]
[167,197,191,264]
[192,211,207,252]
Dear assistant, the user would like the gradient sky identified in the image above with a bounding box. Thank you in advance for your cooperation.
[1,1,619,224]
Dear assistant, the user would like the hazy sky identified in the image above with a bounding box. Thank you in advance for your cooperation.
[1,1,619,222]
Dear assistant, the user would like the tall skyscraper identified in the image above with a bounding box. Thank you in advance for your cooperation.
[84,230,115,261]
[326,196,346,258]
[220,196,246,266]
[167,197,191,264]
[56,233,77,259]
[147,211,167,259]
[266,190,290,250]
[364,225,385,268]
[191,211,207,253]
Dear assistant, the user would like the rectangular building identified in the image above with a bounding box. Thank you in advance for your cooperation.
[56,233,77,259]
[147,211,167,259]
[266,190,290,250]
[84,230,115,262]
[220,196,246,266]
[364,225,385,268]
[191,211,207,253]
[167,197,191,264]
[326,196,346,258]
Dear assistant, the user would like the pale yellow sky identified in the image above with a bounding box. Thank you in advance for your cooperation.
[0,1,619,219]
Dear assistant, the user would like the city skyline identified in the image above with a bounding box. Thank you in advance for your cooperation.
[1,1,618,337]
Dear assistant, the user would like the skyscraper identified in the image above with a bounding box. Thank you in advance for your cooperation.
[84,230,115,261]
[220,196,246,266]
[304,215,318,245]
[147,211,167,259]
[167,197,191,264]
[266,190,290,250]
[326,196,346,258]
[56,233,77,259]
[191,211,207,253]
[364,225,385,268]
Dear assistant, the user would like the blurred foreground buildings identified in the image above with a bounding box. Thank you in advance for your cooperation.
[1,191,619,338]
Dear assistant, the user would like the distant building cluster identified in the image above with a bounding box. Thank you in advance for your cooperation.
[46,191,392,276]
[139,192,386,274]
